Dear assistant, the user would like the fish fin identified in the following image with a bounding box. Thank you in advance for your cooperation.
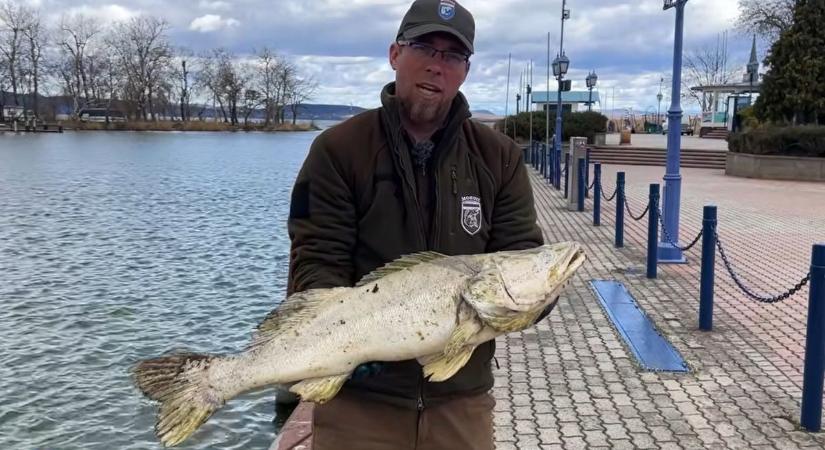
[422,346,477,382]
[355,251,447,287]
[289,374,349,404]
[132,353,224,447]
[444,308,483,356]
[250,287,347,349]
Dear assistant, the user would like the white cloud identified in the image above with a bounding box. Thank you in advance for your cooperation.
[189,14,240,32]
[198,1,231,11]
[64,4,139,23]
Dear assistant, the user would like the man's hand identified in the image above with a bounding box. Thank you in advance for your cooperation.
[351,362,384,380]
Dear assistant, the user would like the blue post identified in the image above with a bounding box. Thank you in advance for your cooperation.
[801,244,825,431]
[593,163,602,226]
[584,148,591,198]
[546,143,553,181]
[699,205,717,331]
[564,153,570,199]
[659,0,688,264]
[615,172,625,248]
[647,184,660,279]
[577,158,585,212]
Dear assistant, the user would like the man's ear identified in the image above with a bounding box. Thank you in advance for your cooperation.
[389,43,400,70]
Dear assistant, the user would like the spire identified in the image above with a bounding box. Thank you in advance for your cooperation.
[746,35,759,84]
[749,35,758,66]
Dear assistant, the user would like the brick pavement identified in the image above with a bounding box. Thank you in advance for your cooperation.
[493,164,825,449]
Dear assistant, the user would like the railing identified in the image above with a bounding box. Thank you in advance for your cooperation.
[523,148,825,432]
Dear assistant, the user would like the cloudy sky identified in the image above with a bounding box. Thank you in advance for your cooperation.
[23,0,758,115]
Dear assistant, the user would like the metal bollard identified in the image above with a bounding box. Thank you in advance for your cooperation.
[585,148,591,199]
[546,144,552,181]
[615,172,625,248]
[577,158,586,212]
[564,153,570,199]
[699,206,717,331]
[646,184,660,279]
[801,243,825,431]
[593,163,602,226]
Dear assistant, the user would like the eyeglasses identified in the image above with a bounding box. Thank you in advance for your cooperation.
[397,41,470,69]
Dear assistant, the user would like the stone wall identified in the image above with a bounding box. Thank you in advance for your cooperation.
[726,152,825,182]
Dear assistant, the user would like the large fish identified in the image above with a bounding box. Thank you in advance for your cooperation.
[133,242,586,446]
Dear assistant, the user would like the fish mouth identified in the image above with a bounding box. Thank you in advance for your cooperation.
[548,242,587,285]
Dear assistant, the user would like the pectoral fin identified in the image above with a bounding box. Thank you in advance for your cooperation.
[421,346,476,382]
[444,315,483,356]
[289,374,349,404]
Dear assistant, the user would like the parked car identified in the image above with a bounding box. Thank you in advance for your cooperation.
[78,108,127,123]
[662,118,694,136]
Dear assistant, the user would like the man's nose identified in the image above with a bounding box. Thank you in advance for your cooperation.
[424,58,445,75]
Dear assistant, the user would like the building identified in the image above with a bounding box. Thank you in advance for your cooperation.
[530,91,601,114]
[689,37,761,137]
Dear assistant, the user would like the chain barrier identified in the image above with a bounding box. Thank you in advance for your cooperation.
[714,229,811,303]
[600,183,618,202]
[655,200,703,252]
[624,196,649,221]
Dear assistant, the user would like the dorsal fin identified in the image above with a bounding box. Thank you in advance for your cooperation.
[355,251,447,287]
[249,287,348,349]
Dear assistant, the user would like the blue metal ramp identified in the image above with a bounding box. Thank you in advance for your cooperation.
[591,280,689,372]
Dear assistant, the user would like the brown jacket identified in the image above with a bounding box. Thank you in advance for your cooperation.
[287,82,543,408]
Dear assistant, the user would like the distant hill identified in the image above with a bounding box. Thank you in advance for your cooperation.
[0,91,369,121]
[471,109,496,116]
[290,104,369,120]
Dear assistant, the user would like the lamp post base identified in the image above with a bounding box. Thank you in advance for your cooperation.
[658,242,687,264]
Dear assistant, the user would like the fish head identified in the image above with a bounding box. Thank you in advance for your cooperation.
[463,242,586,331]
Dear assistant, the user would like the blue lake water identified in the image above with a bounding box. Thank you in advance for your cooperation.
[0,130,323,449]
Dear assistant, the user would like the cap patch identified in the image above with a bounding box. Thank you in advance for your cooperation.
[438,0,456,20]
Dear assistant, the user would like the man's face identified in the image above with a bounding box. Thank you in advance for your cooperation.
[389,32,470,128]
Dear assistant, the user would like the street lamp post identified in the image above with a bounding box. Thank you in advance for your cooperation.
[657,77,664,132]
[659,0,688,263]
[553,0,571,189]
[586,71,598,112]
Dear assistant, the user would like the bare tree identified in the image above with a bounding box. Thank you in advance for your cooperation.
[21,7,44,118]
[736,0,795,43]
[252,47,284,125]
[0,0,27,110]
[683,34,740,111]
[108,16,172,120]
[275,59,297,124]
[171,47,195,121]
[58,13,102,115]
[198,49,230,122]
[287,75,318,125]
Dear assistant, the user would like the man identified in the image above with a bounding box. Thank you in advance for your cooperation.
[286,0,544,448]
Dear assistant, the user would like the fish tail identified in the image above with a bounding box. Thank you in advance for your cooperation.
[132,353,224,447]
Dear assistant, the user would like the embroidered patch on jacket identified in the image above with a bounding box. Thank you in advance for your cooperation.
[439,0,456,20]
[460,195,482,236]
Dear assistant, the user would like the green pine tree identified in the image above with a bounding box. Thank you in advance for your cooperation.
[754,0,825,125]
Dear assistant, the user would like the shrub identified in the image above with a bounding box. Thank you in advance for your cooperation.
[495,111,608,143]
[728,126,825,158]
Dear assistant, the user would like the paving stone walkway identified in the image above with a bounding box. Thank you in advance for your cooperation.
[492,164,825,449]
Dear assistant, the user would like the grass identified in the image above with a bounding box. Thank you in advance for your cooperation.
[66,120,319,132]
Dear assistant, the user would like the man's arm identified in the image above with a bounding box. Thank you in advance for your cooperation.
[287,137,357,295]
[486,142,544,253]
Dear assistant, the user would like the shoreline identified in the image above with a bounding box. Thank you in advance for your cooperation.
[0,120,321,133]
[67,121,321,133]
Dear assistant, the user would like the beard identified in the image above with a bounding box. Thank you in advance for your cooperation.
[400,94,451,127]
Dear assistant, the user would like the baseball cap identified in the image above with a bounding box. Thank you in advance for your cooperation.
[396,0,475,54]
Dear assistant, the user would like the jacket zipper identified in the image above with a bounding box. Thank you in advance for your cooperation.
[451,166,458,195]
[393,128,428,249]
